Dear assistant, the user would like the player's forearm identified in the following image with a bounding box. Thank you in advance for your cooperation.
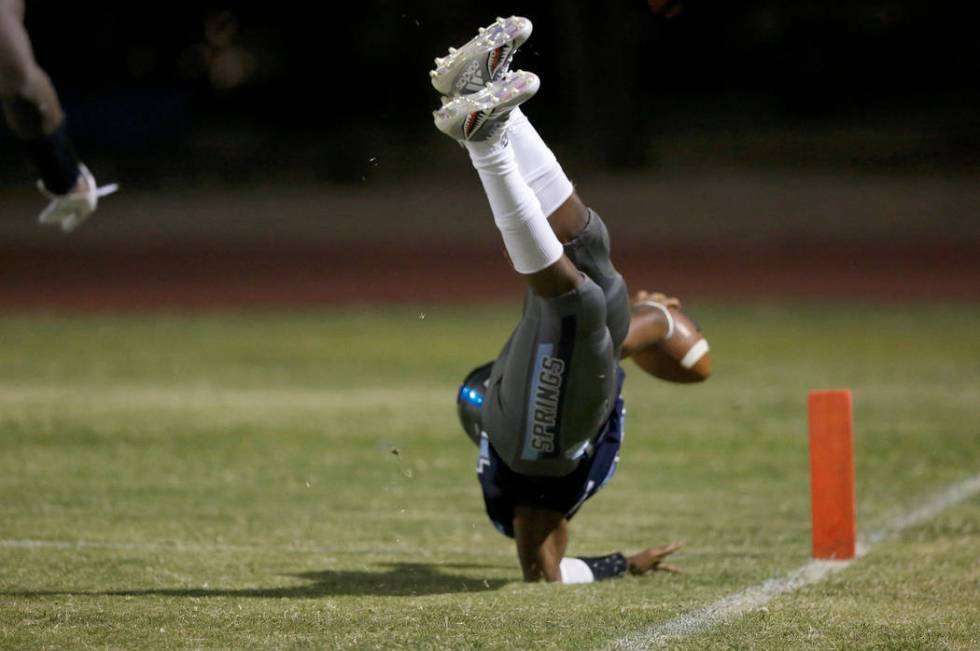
[513,505,568,582]
[559,543,685,583]
[515,529,566,582]
[558,553,629,584]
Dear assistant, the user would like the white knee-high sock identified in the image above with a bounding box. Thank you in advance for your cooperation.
[464,137,564,274]
[507,107,575,218]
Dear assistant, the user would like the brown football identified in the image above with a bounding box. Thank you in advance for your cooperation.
[631,306,711,383]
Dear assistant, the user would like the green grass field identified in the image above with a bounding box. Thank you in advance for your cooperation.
[1,302,978,649]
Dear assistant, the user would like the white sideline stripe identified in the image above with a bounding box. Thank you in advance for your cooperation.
[0,538,383,555]
[0,384,448,411]
[0,537,511,559]
[607,472,980,651]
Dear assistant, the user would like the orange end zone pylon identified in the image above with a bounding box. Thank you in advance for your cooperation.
[808,390,857,560]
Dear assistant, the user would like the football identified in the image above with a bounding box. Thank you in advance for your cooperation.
[631,304,711,383]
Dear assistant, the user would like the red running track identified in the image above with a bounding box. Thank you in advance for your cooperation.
[1,240,978,311]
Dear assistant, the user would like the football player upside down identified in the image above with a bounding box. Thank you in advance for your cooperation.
[434,17,710,584]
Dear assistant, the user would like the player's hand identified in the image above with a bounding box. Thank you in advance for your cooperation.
[633,290,681,311]
[627,541,683,575]
[38,164,119,233]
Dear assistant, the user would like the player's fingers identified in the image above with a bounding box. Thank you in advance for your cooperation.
[653,541,683,558]
[655,563,683,573]
[648,292,680,309]
[652,294,681,310]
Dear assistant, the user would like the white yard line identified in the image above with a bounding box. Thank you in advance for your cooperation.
[2,473,977,632]
[0,537,512,559]
[0,383,448,411]
[0,538,342,555]
[608,472,980,650]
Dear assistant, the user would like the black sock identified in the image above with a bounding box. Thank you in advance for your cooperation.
[25,121,80,195]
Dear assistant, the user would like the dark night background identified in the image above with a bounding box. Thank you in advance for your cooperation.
[1,1,978,306]
[3,0,978,184]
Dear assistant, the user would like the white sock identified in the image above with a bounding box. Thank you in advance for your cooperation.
[508,107,575,218]
[464,137,564,274]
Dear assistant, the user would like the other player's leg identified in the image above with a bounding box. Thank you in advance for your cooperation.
[0,0,116,230]
[0,0,62,136]
[0,0,73,186]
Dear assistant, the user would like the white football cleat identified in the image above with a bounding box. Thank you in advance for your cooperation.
[430,16,532,97]
[37,163,119,232]
[433,70,540,142]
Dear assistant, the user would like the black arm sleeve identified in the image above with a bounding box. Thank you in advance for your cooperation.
[576,552,628,581]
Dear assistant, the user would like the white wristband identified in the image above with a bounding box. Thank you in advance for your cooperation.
[559,557,595,584]
[636,301,675,340]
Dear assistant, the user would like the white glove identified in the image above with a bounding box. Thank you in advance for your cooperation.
[37,163,119,232]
